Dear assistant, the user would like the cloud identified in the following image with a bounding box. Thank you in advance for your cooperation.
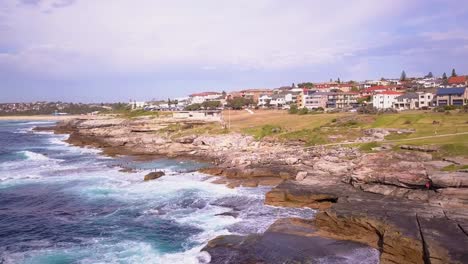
[0,0,409,78]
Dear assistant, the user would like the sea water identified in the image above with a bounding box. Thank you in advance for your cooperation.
[0,120,317,264]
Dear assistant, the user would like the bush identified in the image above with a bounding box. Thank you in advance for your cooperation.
[185,103,202,111]
[298,108,309,115]
[461,105,468,113]
[444,105,456,111]
[288,104,299,114]
[433,106,445,113]
[357,105,378,114]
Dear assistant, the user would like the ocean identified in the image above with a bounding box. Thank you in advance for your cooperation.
[0,120,315,264]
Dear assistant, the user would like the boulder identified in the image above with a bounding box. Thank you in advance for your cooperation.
[144,171,165,181]
[295,171,308,181]
[429,172,468,188]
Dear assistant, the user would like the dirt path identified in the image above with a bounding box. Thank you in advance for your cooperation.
[310,131,468,147]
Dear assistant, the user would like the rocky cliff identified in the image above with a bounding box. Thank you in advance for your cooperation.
[49,116,468,264]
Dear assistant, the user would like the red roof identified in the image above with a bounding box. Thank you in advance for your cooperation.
[448,76,467,85]
[378,91,402,95]
[190,92,221,97]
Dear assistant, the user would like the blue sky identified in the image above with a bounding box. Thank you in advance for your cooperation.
[1,0,467,103]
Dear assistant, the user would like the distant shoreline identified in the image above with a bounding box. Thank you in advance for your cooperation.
[0,115,85,121]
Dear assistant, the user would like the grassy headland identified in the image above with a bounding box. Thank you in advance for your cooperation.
[164,109,467,156]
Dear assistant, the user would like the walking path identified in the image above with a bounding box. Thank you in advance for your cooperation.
[308,131,468,148]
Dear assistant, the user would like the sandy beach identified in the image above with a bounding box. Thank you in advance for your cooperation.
[0,115,92,121]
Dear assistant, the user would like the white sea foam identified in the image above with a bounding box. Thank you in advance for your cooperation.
[20,121,56,125]
[20,150,50,161]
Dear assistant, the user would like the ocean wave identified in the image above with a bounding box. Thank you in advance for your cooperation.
[19,121,56,125]
[18,150,51,161]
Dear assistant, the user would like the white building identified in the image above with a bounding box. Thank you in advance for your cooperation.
[372,91,402,109]
[392,92,434,110]
[129,101,146,110]
[189,92,222,104]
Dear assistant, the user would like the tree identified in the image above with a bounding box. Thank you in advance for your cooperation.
[221,91,227,98]
[337,78,341,84]
[442,72,448,80]
[227,97,252,110]
[185,103,202,111]
[400,70,407,81]
[298,82,314,88]
[288,104,299,114]
[451,68,457,77]
[265,99,271,108]
[201,100,221,110]
[291,83,296,88]
[425,72,433,78]
[168,98,172,108]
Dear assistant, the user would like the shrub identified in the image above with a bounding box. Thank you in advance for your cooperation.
[444,105,456,111]
[288,104,299,114]
[298,108,309,115]
[357,105,378,114]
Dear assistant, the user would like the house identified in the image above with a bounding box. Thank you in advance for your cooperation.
[303,92,330,109]
[129,101,146,110]
[258,94,273,107]
[172,110,222,121]
[372,91,403,109]
[447,76,468,87]
[435,88,468,106]
[258,91,299,108]
[360,85,397,97]
[239,89,273,103]
[327,92,359,108]
[392,92,434,110]
[189,92,222,104]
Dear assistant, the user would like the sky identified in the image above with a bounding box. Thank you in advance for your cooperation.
[0,0,468,103]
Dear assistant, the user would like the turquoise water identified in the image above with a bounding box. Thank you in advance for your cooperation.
[0,121,315,263]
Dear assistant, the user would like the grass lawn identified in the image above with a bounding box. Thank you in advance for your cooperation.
[142,109,467,156]
[219,109,468,156]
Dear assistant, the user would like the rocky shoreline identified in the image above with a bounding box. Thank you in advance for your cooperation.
[44,116,468,264]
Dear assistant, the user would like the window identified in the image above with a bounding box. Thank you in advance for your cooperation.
[453,99,463,106]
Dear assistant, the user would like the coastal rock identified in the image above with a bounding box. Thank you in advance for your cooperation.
[203,218,380,264]
[175,135,196,144]
[429,171,468,188]
[144,171,165,181]
[295,171,308,181]
[400,144,438,152]
[351,152,429,189]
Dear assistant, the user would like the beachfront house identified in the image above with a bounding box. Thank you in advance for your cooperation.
[189,92,222,105]
[392,92,434,110]
[372,91,402,109]
[327,92,359,109]
[447,76,468,88]
[303,92,330,109]
[435,88,468,106]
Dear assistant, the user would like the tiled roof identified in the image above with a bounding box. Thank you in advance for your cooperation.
[448,76,467,84]
[378,91,402,95]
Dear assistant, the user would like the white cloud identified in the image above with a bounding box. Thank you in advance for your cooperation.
[0,0,408,78]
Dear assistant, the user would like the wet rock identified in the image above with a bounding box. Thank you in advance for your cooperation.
[203,218,380,264]
[144,171,165,181]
